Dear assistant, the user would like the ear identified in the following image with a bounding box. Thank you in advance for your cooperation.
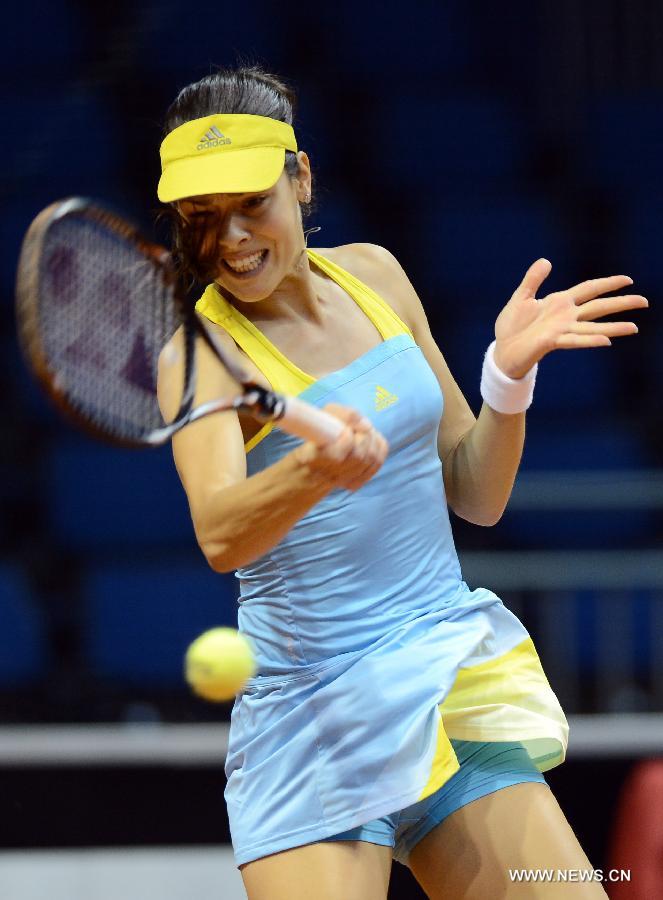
[295,151,312,203]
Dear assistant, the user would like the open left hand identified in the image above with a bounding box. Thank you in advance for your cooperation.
[493,259,649,379]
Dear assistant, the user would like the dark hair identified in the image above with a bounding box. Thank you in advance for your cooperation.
[161,65,312,286]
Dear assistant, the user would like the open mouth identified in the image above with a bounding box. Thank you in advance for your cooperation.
[222,249,268,278]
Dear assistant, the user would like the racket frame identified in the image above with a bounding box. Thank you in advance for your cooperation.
[16,197,342,449]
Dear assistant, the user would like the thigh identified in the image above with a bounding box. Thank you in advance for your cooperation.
[240,839,393,900]
[409,782,608,898]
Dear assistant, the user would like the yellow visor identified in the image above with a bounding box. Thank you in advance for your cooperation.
[158,114,298,202]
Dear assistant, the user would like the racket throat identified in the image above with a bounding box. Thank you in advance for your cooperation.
[236,386,286,423]
[182,385,285,430]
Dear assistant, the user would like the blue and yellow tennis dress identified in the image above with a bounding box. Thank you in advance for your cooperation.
[195,249,568,867]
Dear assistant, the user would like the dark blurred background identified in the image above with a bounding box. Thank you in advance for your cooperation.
[1,1,662,897]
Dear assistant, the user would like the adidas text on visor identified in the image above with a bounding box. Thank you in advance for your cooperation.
[158,114,298,202]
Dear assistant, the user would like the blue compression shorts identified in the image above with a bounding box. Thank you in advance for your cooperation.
[320,739,547,867]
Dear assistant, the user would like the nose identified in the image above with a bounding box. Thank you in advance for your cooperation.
[219,212,251,249]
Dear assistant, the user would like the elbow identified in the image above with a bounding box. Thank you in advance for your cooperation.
[476,509,504,527]
[202,543,236,573]
[472,504,506,527]
[198,532,235,573]
[193,498,238,573]
[200,532,261,573]
[462,512,502,528]
[446,480,508,527]
[450,502,504,527]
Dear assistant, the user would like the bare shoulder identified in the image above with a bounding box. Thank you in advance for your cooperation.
[316,243,417,330]
[319,242,406,285]
[318,242,435,339]
[321,242,401,272]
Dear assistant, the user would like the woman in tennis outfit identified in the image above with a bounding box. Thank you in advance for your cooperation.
[157,66,646,899]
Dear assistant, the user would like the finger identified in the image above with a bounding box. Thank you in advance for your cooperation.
[345,436,389,490]
[577,294,648,321]
[346,471,379,492]
[321,403,350,422]
[322,425,355,463]
[322,403,370,430]
[356,427,384,465]
[349,429,372,464]
[345,431,384,490]
[555,333,612,349]
[569,275,633,304]
[513,258,552,301]
[354,415,373,433]
[572,321,639,338]
[345,455,384,492]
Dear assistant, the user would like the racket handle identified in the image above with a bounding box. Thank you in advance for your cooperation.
[278,396,346,446]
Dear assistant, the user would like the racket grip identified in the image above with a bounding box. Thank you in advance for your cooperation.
[279,396,346,446]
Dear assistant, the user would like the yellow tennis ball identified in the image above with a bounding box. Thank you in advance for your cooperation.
[184,628,256,702]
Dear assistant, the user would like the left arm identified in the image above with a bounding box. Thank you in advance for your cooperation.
[350,245,647,526]
[443,404,526,527]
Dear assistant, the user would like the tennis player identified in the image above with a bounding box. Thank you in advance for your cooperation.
[157,67,646,899]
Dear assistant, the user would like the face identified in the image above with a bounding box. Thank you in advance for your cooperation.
[177,153,311,302]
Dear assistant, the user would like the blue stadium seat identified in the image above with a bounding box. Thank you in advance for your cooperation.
[82,557,239,684]
[47,438,194,549]
[521,421,647,471]
[529,341,618,414]
[519,588,652,713]
[574,589,651,710]
[0,564,48,684]
[496,422,652,548]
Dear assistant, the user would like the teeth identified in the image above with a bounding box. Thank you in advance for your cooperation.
[225,251,265,273]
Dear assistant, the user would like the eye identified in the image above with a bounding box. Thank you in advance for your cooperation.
[243,195,268,210]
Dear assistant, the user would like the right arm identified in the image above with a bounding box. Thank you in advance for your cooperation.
[157,326,388,573]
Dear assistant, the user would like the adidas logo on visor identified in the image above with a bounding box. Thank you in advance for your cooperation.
[197,126,232,151]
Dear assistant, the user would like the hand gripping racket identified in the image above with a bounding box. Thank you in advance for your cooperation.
[15,198,344,448]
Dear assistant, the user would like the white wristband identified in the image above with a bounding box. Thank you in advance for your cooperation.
[480,341,537,414]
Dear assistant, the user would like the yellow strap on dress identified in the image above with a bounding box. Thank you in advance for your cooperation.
[306,250,413,343]
[195,248,413,452]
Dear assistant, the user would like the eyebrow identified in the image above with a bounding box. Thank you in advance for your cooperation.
[188,193,253,207]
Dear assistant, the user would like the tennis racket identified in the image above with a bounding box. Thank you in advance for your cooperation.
[15,198,345,448]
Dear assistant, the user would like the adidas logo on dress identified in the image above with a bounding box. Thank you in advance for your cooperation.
[197,126,232,150]
[375,385,398,411]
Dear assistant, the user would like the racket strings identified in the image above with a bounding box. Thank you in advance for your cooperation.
[37,214,183,441]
